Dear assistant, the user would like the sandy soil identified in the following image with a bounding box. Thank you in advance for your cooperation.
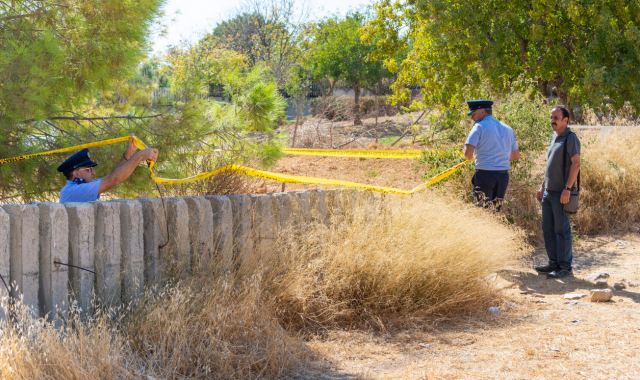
[302,234,640,379]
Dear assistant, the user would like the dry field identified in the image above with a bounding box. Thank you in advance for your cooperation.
[3,115,640,379]
[306,234,640,379]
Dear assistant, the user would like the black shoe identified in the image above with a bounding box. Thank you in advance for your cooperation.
[547,269,573,279]
[535,264,558,273]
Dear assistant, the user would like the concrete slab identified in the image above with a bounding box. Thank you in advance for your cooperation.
[293,191,312,224]
[228,195,254,265]
[309,189,329,225]
[65,203,95,315]
[94,202,121,308]
[3,204,39,315]
[117,200,144,304]
[207,196,233,269]
[250,195,276,259]
[271,192,292,230]
[163,198,190,279]
[185,197,214,274]
[37,203,69,323]
[138,198,167,286]
[0,208,10,319]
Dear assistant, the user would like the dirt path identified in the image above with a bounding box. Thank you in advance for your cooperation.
[305,234,640,379]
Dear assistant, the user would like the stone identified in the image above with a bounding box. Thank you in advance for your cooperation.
[271,192,292,230]
[0,208,10,320]
[65,203,95,315]
[138,198,168,285]
[94,202,121,307]
[487,306,500,316]
[228,195,254,265]
[116,200,144,304]
[3,204,40,315]
[207,196,233,269]
[293,191,312,224]
[250,195,276,261]
[563,293,586,300]
[37,203,69,324]
[586,272,609,282]
[594,280,609,288]
[308,189,329,224]
[184,197,214,273]
[162,198,191,279]
[590,288,613,302]
[613,282,627,290]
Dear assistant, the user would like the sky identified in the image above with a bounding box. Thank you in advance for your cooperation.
[151,0,375,55]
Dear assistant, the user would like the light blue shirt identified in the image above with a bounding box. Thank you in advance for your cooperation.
[59,178,102,203]
[465,115,518,171]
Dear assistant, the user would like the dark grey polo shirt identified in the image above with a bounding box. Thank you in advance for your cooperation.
[544,128,581,192]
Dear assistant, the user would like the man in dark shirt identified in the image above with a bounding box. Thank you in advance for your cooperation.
[535,105,581,279]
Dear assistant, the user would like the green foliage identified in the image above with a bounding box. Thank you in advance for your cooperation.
[308,13,391,124]
[0,1,288,202]
[419,146,466,181]
[166,38,246,100]
[212,13,267,66]
[0,0,164,124]
[367,0,640,115]
[208,0,305,88]
[0,0,164,200]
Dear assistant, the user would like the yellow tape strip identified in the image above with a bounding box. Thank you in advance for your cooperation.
[0,136,147,165]
[282,147,423,159]
[0,136,468,195]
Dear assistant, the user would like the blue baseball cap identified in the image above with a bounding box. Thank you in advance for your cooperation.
[466,99,493,115]
[57,148,98,175]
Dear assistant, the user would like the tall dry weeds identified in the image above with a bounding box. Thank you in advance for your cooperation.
[576,128,640,234]
[0,301,137,379]
[127,279,309,379]
[242,193,528,331]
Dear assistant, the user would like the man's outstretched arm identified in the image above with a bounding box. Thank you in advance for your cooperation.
[99,148,158,194]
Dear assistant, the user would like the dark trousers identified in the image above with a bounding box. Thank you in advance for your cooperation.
[471,170,509,209]
[541,190,573,270]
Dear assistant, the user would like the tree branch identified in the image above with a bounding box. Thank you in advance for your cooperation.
[21,114,164,123]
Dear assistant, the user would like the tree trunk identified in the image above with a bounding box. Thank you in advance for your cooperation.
[353,85,362,126]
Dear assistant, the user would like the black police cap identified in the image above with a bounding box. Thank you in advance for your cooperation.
[466,99,493,115]
[57,148,98,175]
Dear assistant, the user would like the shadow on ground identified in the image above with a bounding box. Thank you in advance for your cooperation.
[498,269,640,304]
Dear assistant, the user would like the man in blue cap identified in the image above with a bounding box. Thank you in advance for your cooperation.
[57,136,159,203]
[464,100,520,210]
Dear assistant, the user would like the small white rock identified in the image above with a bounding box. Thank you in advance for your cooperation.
[487,306,500,316]
[586,272,610,282]
[590,288,613,302]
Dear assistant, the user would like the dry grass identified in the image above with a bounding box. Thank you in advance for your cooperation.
[126,279,308,379]
[0,192,528,379]
[576,128,640,234]
[248,193,528,331]
[0,302,136,379]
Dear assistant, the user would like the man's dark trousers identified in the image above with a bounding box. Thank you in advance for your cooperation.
[472,169,509,206]
[541,190,573,271]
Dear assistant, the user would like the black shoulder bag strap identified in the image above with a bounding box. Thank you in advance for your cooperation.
[562,131,580,191]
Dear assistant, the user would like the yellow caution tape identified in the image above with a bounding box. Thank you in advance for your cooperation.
[282,147,424,159]
[0,136,146,165]
[0,136,468,195]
